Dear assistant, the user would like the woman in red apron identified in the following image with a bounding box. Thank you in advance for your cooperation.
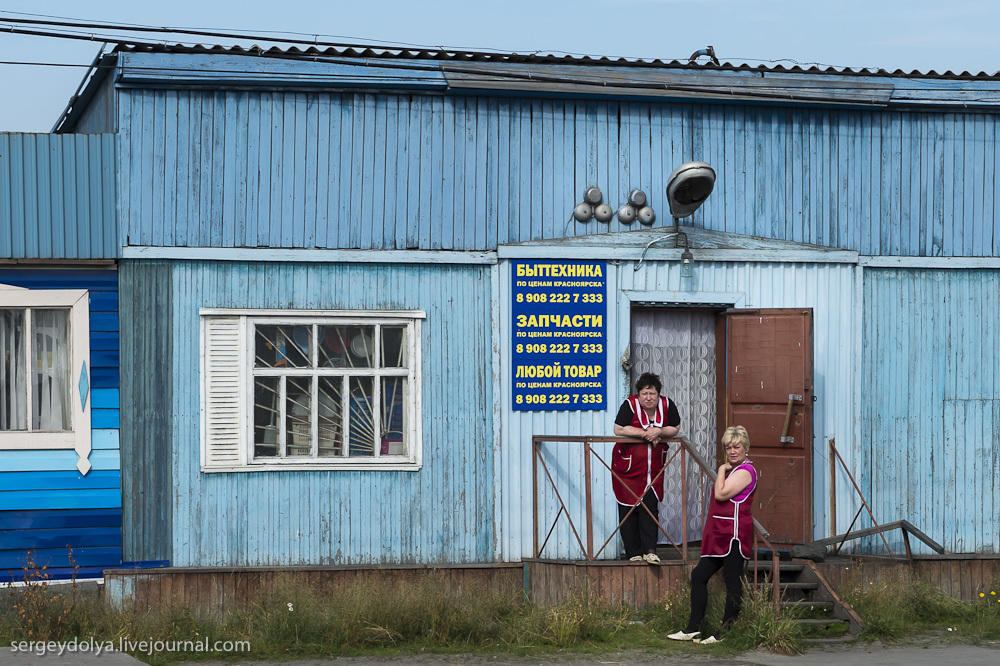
[668,425,757,644]
[612,372,680,565]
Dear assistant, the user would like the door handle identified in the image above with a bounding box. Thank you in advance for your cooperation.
[779,394,803,444]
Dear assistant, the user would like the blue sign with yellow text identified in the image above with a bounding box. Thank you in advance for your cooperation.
[511,260,607,411]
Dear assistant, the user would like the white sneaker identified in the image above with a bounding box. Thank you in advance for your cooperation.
[694,635,719,644]
[629,555,644,562]
[643,552,661,565]
[667,630,700,641]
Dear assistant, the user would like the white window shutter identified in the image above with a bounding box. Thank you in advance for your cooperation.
[201,316,245,470]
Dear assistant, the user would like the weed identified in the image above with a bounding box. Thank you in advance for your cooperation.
[845,574,1000,642]
[723,585,803,655]
[516,596,631,647]
[2,548,109,641]
[642,578,802,655]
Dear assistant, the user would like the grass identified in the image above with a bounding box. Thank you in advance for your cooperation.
[9,558,998,663]
[2,563,810,663]
[843,573,1000,643]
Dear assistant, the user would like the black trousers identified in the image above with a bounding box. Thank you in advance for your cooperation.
[685,540,745,633]
[618,488,659,558]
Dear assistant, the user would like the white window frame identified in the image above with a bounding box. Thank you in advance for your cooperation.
[0,285,91,473]
[200,309,424,472]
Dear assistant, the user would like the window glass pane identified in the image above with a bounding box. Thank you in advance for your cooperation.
[255,325,311,368]
[0,310,26,431]
[285,376,313,457]
[381,326,407,368]
[381,377,407,456]
[319,325,374,368]
[253,376,280,457]
[348,376,374,456]
[31,309,70,431]
[317,376,344,457]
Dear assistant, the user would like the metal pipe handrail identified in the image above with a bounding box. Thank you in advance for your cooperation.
[531,434,781,613]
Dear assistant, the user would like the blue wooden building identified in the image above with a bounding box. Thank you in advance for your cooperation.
[0,133,124,581]
[45,45,1000,567]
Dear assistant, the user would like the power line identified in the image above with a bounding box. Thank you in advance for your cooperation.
[0,9,552,53]
[7,13,997,79]
[5,10,1000,82]
[0,14,585,60]
[4,19,999,99]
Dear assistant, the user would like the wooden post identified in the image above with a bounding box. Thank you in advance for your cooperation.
[681,446,688,561]
[753,532,759,585]
[532,437,539,558]
[584,440,593,560]
[829,438,837,537]
[772,550,780,613]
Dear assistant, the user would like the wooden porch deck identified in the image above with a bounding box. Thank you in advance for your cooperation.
[102,554,1000,614]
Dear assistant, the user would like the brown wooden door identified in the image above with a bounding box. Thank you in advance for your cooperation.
[718,309,813,544]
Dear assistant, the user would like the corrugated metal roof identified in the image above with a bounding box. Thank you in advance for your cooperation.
[57,42,1000,132]
[112,43,1000,81]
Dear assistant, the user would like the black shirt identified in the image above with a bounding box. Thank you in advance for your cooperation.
[615,397,681,428]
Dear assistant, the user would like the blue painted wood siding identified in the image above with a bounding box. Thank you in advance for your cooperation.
[72,74,117,134]
[0,268,122,581]
[495,259,859,560]
[123,260,494,566]
[0,134,117,259]
[117,89,1000,256]
[862,269,1000,554]
[118,261,172,562]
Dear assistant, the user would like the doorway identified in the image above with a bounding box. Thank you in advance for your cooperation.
[629,306,718,545]
[629,305,814,547]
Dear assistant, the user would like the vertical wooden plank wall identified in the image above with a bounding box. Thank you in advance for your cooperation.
[862,269,1000,555]
[122,260,495,566]
[118,261,173,563]
[118,87,1000,256]
[69,73,117,135]
[498,261,859,561]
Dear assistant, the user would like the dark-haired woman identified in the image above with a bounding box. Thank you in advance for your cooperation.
[668,425,757,644]
[612,372,681,565]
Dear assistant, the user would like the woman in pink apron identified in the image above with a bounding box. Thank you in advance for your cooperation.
[611,372,680,564]
[668,425,757,644]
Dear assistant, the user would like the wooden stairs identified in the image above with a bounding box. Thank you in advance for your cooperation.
[754,558,863,639]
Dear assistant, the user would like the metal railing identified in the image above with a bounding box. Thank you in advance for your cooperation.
[824,438,944,559]
[531,434,781,611]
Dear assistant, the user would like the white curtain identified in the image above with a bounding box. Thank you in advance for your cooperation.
[0,310,26,430]
[31,309,70,431]
[630,308,717,545]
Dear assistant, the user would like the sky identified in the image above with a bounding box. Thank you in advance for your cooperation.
[1,0,1000,132]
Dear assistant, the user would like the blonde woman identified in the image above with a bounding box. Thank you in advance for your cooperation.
[668,425,757,644]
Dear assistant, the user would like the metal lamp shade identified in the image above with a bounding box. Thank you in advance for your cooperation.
[666,161,716,218]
